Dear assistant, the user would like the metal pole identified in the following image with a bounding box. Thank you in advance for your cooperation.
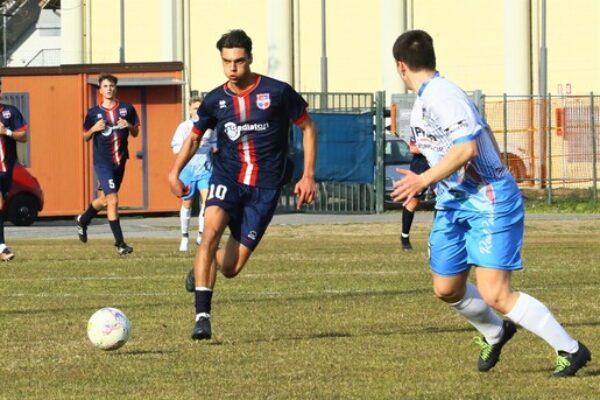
[375,91,385,214]
[119,0,125,63]
[547,92,552,205]
[591,92,597,203]
[320,0,328,96]
[3,14,7,66]
[537,0,547,189]
[503,93,508,166]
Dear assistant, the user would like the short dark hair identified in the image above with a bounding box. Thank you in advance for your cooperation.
[98,73,118,86]
[216,29,252,57]
[189,95,202,105]
[392,30,436,71]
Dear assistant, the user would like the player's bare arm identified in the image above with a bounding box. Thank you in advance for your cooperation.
[0,123,27,143]
[168,132,201,197]
[83,119,106,141]
[294,114,318,209]
[391,140,477,204]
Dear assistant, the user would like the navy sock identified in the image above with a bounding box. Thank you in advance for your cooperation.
[109,219,125,244]
[195,289,213,315]
[402,208,415,237]
[79,204,99,226]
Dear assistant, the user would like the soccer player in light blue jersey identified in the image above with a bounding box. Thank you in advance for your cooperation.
[170,96,217,252]
[391,30,590,377]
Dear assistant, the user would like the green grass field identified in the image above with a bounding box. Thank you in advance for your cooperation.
[1,219,598,399]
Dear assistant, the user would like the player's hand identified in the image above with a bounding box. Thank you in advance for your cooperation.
[294,176,317,209]
[167,169,187,198]
[93,119,106,133]
[391,169,428,206]
[117,118,130,130]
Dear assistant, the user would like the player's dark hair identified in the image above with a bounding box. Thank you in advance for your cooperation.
[189,95,202,105]
[216,29,253,57]
[98,73,118,86]
[392,30,436,71]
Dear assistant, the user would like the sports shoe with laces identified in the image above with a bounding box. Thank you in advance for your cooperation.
[185,269,195,293]
[191,316,212,340]
[75,216,88,243]
[553,341,591,377]
[179,237,189,252]
[115,242,133,255]
[401,236,413,251]
[0,247,14,262]
[474,319,517,372]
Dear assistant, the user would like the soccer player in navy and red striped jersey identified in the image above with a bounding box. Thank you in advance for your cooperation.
[168,29,317,340]
[0,78,29,261]
[77,73,140,255]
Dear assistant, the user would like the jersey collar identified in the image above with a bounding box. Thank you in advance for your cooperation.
[223,74,261,97]
[417,71,440,97]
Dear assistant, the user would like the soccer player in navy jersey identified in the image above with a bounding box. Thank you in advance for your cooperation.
[76,73,140,255]
[400,134,430,251]
[391,30,590,377]
[0,78,29,261]
[168,29,317,340]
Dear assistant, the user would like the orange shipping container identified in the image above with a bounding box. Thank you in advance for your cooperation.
[0,62,185,217]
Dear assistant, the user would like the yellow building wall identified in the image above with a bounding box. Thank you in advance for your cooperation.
[86,0,600,96]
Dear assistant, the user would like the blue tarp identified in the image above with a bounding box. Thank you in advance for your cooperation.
[292,112,374,184]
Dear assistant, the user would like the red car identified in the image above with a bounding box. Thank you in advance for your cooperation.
[3,163,44,226]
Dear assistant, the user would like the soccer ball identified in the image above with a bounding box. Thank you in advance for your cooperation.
[87,307,131,351]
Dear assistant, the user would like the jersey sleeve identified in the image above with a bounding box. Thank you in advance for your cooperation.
[429,96,482,144]
[127,104,140,127]
[282,83,308,125]
[170,121,188,154]
[83,109,97,131]
[192,98,217,136]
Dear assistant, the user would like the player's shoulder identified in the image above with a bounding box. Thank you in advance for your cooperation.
[258,74,294,94]
[0,103,21,116]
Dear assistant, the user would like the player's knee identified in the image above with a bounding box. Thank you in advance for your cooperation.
[479,291,512,314]
[432,285,464,303]
[220,266,240,279]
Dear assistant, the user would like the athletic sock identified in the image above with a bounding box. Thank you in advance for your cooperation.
[108,218,125,244]
[450,283,504,344]
[505,292,579,353]
[402,208,415,237]
[180,205,191,236]
[79,204,99,226]
[195,286,213,318]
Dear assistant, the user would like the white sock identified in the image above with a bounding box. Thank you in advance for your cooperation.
[180,205,191,236]
[450,283,504,344]
[195,312,211,321]
[505,292,579,353]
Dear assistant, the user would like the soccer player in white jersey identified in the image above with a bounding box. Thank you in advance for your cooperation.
[170,96,217,252]
[390,30,590,377]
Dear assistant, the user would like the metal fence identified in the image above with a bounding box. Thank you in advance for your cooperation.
[483,94,599,202]
[277,92,385,214]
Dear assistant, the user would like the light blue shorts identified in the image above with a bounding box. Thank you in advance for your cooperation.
[429,200,524,276]
[179,167,211,200]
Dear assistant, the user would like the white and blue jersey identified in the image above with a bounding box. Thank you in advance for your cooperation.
[411,73,524,275]
[171,118,216,195]
[410,73,521,212]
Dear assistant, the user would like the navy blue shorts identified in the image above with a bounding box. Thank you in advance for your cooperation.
[410,154,430,199]
[410,154,430,175]
[206,174,280,251]
[0,170,13,199]
[95,163,126,195]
